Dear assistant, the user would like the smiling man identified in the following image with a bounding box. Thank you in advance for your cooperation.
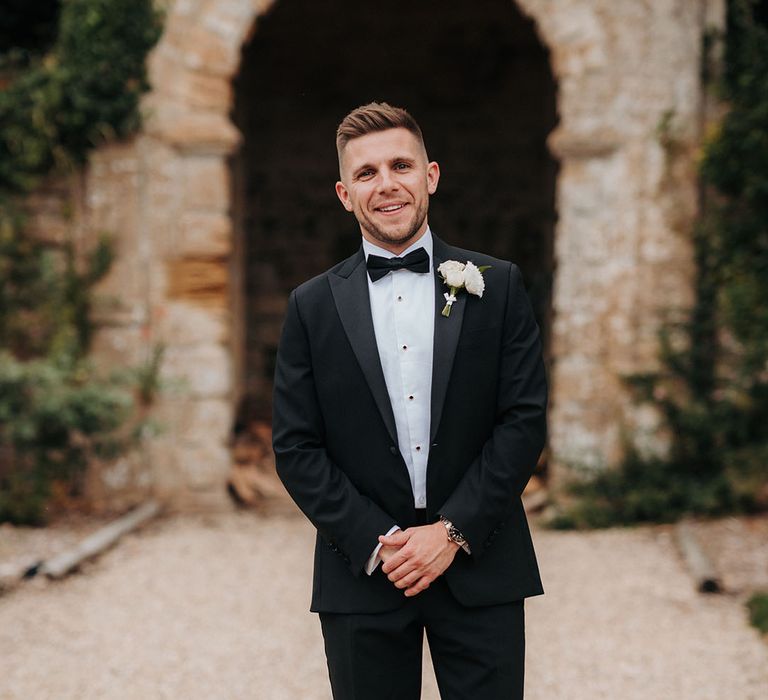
[272,102,548,700]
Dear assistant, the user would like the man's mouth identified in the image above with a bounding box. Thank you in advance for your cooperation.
[375,203,408,214]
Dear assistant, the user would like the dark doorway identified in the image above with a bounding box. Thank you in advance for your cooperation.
[230,0,558,422]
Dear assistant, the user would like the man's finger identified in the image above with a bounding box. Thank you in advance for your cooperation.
[378,529,410,547]
[383,554,419,578]
[392,568,425,590]
[404,576,432,597]
[378,544,400,564]
[381,549,411,575]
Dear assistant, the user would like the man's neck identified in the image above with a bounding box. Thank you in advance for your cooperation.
[361,225,429,256]
[362,228,433,262]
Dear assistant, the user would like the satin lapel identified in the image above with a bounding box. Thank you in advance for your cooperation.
[430,237,467,443]
[328,250,399,447]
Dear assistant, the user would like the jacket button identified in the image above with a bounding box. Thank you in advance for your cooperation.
[389,446,398,455]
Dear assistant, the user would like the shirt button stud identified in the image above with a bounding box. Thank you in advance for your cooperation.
[415,445,421,451]
[397,296,403,301]
[402,345,407,350]
[408,395,414,400]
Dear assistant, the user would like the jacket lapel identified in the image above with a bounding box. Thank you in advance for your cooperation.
[329,249,399,447]
[430,236,467,443]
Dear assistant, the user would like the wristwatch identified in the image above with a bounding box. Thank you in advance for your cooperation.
[439,516,470,553]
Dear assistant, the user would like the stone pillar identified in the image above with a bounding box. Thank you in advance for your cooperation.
[85,0,268,509]
[518,0,718,479]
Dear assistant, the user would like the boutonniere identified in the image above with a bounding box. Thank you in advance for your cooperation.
[437,260,491,317]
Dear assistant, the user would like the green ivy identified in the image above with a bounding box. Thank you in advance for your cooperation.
[0,0,163,524]
[553,0,768,529]
[1,0,162,194]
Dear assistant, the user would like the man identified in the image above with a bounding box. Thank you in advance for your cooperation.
[272,102,547,699]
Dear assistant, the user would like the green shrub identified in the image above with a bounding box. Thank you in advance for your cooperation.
[0,352,135,524]
[747,592,768,635]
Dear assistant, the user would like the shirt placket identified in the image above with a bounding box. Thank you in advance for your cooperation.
[393,272,428,507]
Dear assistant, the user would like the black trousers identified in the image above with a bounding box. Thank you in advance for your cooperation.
[319,577,525,700]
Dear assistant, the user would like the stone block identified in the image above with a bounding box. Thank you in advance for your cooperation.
[90,324,151,372]
[176,71,234,110]
[178,211,233,258]
[182,155,231,210]
[177,398,234,443]
[145,435,186,495]
[176,442,232,491]
[156,301,230,345]
[166,259,229,307]
[179,26,240,76]
[162,343,232,398]
[161,114,241,156]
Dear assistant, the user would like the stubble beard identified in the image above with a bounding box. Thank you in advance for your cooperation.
[359,200,428,250]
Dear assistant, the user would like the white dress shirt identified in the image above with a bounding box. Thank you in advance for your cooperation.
[361,229,435,573]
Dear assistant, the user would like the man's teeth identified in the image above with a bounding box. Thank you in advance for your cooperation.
[379,204,405,212]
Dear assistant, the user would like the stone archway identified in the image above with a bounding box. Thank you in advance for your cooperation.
[83,0,712,507]
[229,0,559,439]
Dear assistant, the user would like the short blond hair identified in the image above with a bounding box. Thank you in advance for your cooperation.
[335,102,426,162]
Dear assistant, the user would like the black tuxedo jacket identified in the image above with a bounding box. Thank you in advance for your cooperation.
[272,235,547,614]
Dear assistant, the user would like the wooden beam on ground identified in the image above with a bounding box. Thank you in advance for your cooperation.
[0,560,40,594]
[40,500,162,580]
[675,519,723,594]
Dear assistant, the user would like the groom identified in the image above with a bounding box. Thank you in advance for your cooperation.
[272,102,547,699]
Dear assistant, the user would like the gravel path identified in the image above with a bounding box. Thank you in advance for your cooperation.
[1,511,767,699]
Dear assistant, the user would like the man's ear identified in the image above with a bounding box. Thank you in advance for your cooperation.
[335,180,354,212]
[426,161,440,195]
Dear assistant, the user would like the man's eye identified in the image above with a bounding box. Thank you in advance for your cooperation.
[394,162,410,170]
[358,170,374,179]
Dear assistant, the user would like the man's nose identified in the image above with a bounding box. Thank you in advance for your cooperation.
[377,168,399,192]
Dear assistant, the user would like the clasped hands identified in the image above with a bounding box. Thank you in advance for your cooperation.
[378,522,460,598]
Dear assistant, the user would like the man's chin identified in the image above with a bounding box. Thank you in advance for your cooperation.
[364,222,424,249]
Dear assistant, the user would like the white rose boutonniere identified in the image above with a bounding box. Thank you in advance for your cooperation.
[437,259,491,317]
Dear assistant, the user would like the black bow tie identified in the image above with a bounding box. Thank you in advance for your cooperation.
[366,247,430,282]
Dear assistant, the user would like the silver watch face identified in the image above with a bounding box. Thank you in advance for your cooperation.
[440,517,465,546]
[448,525,465,545]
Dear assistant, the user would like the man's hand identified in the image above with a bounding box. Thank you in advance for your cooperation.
[379,522,460,597]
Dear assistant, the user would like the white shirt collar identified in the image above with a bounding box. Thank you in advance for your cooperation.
[361,227,434,264]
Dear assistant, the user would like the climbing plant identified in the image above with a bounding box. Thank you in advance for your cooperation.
[0,0,163,524]
[552,0,768,528]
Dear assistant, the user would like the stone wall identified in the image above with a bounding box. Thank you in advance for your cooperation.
[50,0,724,507]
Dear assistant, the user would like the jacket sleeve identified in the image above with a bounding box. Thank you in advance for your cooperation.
[272,289,398,575]
[437,263,548,559]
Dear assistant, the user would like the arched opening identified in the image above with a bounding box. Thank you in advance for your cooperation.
[229,0,558,463]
